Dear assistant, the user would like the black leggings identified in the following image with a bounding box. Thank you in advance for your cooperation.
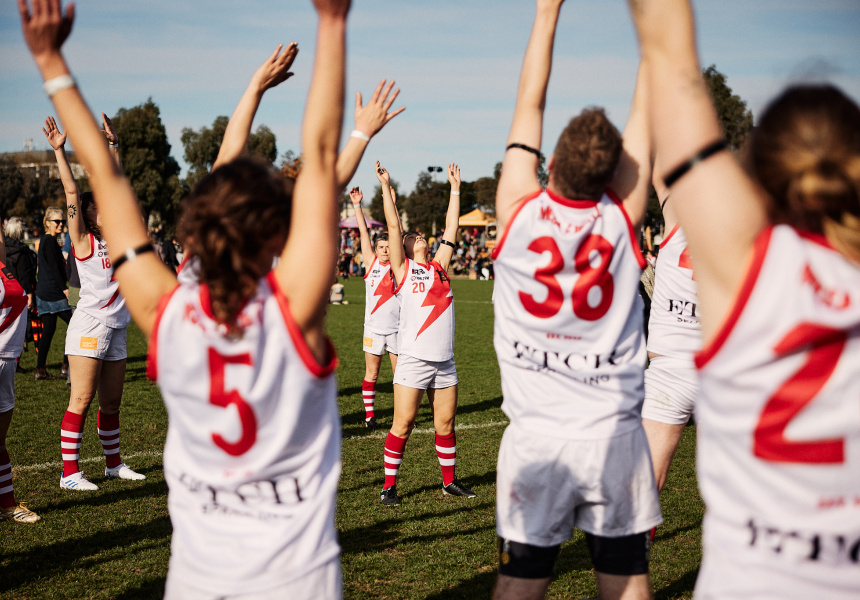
[37,309,72,369]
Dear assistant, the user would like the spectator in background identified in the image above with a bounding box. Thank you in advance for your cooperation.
[4,218,37,315]
[34,207,71,381]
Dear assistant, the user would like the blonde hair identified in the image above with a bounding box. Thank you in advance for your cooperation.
[43,207,64,230]
[5,217,26,241]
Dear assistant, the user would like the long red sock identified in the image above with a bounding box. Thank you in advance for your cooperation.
[362,380,376,419]
[97,410,122,469]
[435,432,456,486]
[383,433,407,489]
[60,411,85,477]
[0,447,14,508]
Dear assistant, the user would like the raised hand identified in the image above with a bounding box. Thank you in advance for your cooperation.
[312,0,351,18]
[375,160,390,185]
[354,79,405,138]
[447,163,461,188]
[42,116,66,150]
[252,42,299,93]
[100,112,117,144]
[18,0,75,59]
[349,186,363,206]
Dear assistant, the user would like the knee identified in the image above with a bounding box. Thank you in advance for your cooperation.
[364,370,379,382]
[390,418,415,438]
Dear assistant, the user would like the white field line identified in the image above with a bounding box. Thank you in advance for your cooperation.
[13,420,509,473]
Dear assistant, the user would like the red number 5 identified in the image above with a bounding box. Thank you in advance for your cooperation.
[208,348,257,456]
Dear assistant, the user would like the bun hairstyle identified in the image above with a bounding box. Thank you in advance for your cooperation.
[552,107,623,200]
[749,85,860,262]
[80,192,102,240]
[180,157,293,329]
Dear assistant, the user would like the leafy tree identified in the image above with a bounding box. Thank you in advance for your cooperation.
[472,161,503,214]
[280,150,302,180]
[404,172,450,236]
[0,156,24,219]
[369,178,400,225]
[703,65,753,151]
[249,125,277,164]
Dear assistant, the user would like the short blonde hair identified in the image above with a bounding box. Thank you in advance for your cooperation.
[43,207,64,229]
[5,217,26,241]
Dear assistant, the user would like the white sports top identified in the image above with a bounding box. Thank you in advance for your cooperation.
[647,224,702,358]
[394,258,454,362]
[0,266,27,358]
[364,257,399,335]
[73,234,130,328]
[147,272,341,595]
[492,188,647,439]
[695,225,860,595]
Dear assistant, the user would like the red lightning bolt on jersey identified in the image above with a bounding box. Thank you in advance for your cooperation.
[371,269,396,314]
[416,265,453,339]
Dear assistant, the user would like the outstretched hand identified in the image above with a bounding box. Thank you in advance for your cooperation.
[18,0,75,59]
[349,186,363,206]
[354,79,405,138]
[252,42,299,93]
[312,0,351,18]
[375,161,390,185]
[447,163,461,188]
[42,116,66,150]
[100,112,117,144]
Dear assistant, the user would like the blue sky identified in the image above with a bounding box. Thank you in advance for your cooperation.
[2,0,859,195]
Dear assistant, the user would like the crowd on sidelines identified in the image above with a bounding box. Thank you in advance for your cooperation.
[6,0,860,599]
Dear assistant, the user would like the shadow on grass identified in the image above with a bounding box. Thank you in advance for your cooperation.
[452,396,503,416]
[424,569,498,600]
[36,478,168,515]
[654,519,703,543]
[402,468,497,498]
[115,577,167,600]
[655,567,699,599]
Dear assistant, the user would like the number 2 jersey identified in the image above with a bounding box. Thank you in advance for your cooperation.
[363,257,399,335]
[694,225,860,596]
[146,271,340,595]
[0,265,27,358]
[394,258,455,362]
[492,188,647,439]
[73,234,130,328]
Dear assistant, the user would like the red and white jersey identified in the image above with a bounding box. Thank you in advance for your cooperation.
[492,188,647,439]
[647,224,702,358]
[176,254,200,285]
[695,225,860,595]
[74,234,130,328]
[364,257,399,335]
[394,258,454,362]
[0,265,27,358]
[147,272,341,595]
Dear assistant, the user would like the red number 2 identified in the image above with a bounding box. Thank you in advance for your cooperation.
[208,348,257,456]
[753,323,847,464]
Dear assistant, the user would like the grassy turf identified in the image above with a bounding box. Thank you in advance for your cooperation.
[1,278,703,599]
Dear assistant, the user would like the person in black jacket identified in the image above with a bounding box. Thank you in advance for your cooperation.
[4,218,37,313]
[35,207,71,381]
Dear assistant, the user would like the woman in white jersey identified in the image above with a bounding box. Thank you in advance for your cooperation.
[43,114,144,491]
[20,0,350,597]
[375,161,476,506]
[630,1,860,597]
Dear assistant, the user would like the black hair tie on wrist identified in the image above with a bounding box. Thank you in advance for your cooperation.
[663,140,729,188]
[438,239,456,249]
[506,143,542,159]
[112,243,155,272]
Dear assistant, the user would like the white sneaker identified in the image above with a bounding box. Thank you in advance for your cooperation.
[0,503,41,523]
[60,471,99,491]
[105,463,146,481]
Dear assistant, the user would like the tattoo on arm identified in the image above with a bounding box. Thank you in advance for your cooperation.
[67,205,77,219]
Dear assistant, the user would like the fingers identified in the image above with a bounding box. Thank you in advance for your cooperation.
[354,91,363,113]
[369,79,385,104]
[17,0,30,23]
[384,105,406,124]
[268,43,284,64]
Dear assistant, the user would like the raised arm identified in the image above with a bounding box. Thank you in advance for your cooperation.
[335,79,405,192]
[433,163,461,272]
[212,42,298,171]
[496,0,565,229]
[41,115,89,250]
[350,186,375,268]
[376,161,405,282]
[276,0,349,343]
[101,112,121,169]
[20,0,177,339]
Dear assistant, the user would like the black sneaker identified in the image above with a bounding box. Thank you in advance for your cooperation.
[380,485,401,506]
[365,416,379,430]
[442,479,476,498]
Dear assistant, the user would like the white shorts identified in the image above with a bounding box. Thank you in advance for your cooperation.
[496,424,662,546]
[393,353,458,390]
[0,358,15,413]
[65,310,128,361]
[641,355,698,425]
[362,328,398,356]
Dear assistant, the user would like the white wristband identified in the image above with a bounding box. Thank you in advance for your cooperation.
[350,130,370,142]
[43,74,76,98]
[450,190,460,195]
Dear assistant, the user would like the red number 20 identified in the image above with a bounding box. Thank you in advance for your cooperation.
[208,348,257,456]
[518,235,614,321]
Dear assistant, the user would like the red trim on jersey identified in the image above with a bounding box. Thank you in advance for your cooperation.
[545,186,601,208]
[99,289,121,310]
[147,284,182,382]
[392,259,408,295]
[199,285,217,321]
[363,256,378,280]
[660,223,681,248]
[266,272,338,378]
[795,227,835,249]
[695,226,772,369]
[492,189,542,260]
[176,254,190,275]
[72,233,97,261]
[608,189,647,270]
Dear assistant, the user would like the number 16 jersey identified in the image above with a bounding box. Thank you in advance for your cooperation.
[492,188,646,439]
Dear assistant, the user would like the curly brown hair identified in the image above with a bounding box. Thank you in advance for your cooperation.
[749,85,860,262]
[551,107,623,200]
[179,157,293,329]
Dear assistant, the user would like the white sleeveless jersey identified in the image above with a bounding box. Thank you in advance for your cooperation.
[695,225,860,596]
[147,272,341,595]
[647,224,702,358]
[73,234,130,328]
[364,258,399,335]
[492,188,647,439]
[395,258,454,362]
[176,254,200,285]
[0,265,27,358]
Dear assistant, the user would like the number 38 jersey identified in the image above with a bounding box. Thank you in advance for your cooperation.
[364,257,399,335]
[146,271,340,595]
[492,188,646,439]
[694,225,860,596]
[73,234,130,328]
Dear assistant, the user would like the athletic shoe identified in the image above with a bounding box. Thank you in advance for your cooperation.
[442,479,476,498]
[380,485,401,506]
[60,471,99,491]
[105,463,146,481]
[365,416,379,430]
[0,503,41,523]
[34,369,59,381]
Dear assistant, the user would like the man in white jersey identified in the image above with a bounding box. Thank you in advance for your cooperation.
[350,187,399,430]
[491,2,659,598]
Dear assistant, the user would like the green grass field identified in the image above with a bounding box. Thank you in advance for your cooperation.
[1,278,703,599]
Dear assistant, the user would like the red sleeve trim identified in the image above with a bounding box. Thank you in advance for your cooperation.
[545,186,601,208]
[72,233,96,261]
[492,189,542,260]
[363,256,378,280]
[393,259,408,295]
[266,272,338,378]
[660,224,680,248]
[147,284,182,382]
[695,226,773,369]
[608,189,647,270]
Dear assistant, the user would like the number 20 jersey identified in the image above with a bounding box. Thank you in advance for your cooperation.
[694,225,860,595]
[492,188,647,439]
[147,272,340,595]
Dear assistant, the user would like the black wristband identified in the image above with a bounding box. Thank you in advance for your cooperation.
[663,140,729,188]
[112,243,155,272]
[506,143,542,159]
[438,239,456,249]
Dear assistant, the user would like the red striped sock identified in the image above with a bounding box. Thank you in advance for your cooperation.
[0,447,14,508]
[383,433,407,489]
[435,432,456,486]
[97,410,122,469]
[60,411,85,477]
[362,380,376,419]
